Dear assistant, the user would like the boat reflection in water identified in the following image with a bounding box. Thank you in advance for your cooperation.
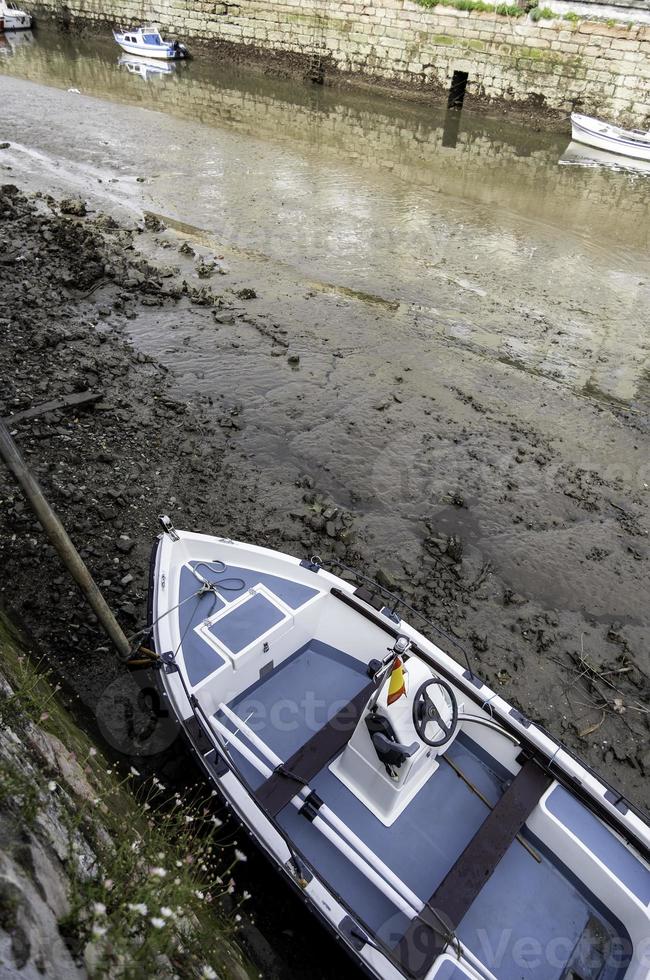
[117,52,183,81]
[560,140,650,177]
[0,27,34,55]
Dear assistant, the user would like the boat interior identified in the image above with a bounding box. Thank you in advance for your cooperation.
[158,537,650,980]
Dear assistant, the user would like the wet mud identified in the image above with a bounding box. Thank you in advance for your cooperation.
[0,177,648,808]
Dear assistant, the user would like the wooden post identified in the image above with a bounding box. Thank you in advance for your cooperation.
[0,419,132,661]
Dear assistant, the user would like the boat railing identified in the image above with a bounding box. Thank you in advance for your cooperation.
[310,555,477,680]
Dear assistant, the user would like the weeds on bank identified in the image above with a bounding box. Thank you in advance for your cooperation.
[529,4,555,20]
[416,0,525,18]
[0,616,254,979]
[58,773,252,978]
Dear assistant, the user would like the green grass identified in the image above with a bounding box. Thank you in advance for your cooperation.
[0,613,256,980]
[416,0,525,18]
[529,4,556,20]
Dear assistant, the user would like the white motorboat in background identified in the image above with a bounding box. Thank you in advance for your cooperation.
[150,518,650,980]
[113,25,189,60]
[571,112,650,163]
[0,0,32,29]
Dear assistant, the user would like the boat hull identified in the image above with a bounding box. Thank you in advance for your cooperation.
[150,530,650,980]
[571,113,650,162]
[115,39,183,59]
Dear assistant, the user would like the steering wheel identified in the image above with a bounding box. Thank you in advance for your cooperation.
[412,678,458,747]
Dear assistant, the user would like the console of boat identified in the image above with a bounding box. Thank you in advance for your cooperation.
[150,521,650,980]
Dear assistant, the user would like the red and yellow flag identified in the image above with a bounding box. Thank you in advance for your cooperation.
[386,656,406,705]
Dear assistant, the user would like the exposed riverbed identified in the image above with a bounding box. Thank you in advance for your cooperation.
[0,25,649,976]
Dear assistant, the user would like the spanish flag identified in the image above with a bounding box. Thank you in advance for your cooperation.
[387,656,406,705]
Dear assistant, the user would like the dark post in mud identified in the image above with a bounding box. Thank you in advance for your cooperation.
[0,419,132,661]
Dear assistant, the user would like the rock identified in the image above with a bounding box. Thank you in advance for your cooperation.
[144,213,164,232]
[376,568,399,592]
[0,142,10,150]
[236,287,257,300]
[59,198,87,217]
[116,537,134,554]
[446,535,463,562]
[179,241,195,256]
[287,354,300,365]
[197,260,216,279]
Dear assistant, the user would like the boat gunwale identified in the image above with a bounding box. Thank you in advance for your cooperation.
[149,532,650,978]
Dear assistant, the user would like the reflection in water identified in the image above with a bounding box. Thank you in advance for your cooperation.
[118,53,182,81]
[1,27,648,252]
[1,27,649,408]
[560,140,650,177]
[0,27,34,55]
[442,108,462,149]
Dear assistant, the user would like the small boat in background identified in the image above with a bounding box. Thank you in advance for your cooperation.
[0,0,33,30]
[571,112,650,163]
[113,25,189,60]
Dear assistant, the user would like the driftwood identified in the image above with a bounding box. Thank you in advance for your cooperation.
[3,390,102,425]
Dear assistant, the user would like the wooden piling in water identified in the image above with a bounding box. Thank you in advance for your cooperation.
[0,419,132,661]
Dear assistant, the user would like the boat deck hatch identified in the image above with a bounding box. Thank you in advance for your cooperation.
[208,592,286,653]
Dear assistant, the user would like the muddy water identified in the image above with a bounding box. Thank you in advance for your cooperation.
[1,29,649,814]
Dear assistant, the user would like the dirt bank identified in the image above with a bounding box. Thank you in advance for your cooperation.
[0,182,648,824]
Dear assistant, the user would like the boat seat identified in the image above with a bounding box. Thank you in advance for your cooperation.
[394,756,552,978]
[254,677,379,818]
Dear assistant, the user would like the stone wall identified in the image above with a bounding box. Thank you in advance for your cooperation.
[34,0,650,126]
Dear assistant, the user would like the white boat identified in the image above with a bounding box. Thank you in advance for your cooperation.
[150,518,650,980]
[0,0,32,30]
[571,112,650,163]
[112,25,188,60]
[118,53,179,80]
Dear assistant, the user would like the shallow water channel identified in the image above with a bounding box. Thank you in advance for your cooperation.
[1,26,650,978]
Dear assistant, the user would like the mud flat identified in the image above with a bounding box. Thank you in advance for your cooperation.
[0,174,648,820]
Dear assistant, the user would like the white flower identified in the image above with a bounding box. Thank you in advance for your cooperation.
[200,967,218,980]
[130,766,140,777]
[150,917,166,929]
[234,849,247,863]
[127,903,148,915]
[227,881,235,895]
[185,815,194,823]
[194,890,204,900]
[160,907,173,918]
[235,914,241,922]
[92,924,107,938]
[211,816,223,827]
[175,860,183,868]
[243,891,251,900]
[48,781,57,792]
[92,902,106,916]
[150,866,167,878]
[89,747,97,757]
